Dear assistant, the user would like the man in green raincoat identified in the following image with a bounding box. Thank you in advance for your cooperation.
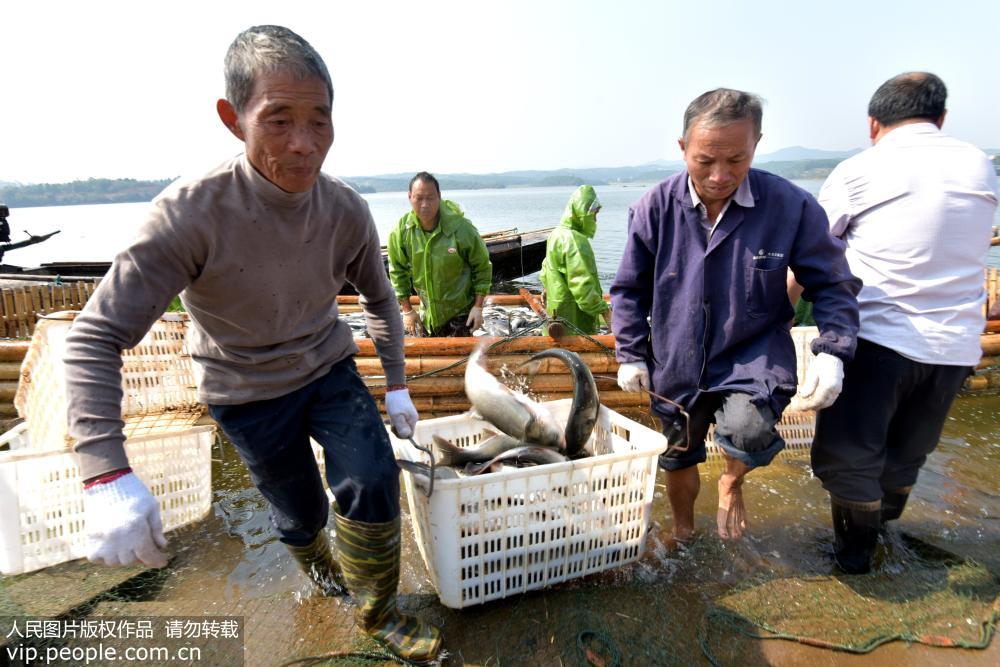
[540,185,611,335]
[387,172,492,336]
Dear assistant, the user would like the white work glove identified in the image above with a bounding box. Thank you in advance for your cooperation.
[617,361,650,393]
[402,309,425,336]
[465,306,484,331]
[798,352,844,411]
[84,472,168,568]
[385,387,419,438]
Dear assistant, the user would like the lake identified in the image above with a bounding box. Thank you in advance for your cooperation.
[7,179,1000,290]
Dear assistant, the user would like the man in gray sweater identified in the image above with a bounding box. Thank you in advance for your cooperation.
[63,25,440,664]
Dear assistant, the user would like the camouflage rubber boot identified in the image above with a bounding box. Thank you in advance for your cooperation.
[335,513,442,664]
[831,496,881,575]
[286,531,348,596]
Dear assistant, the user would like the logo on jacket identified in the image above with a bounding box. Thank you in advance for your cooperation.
[752,248,786,269]
[447,247,457,254]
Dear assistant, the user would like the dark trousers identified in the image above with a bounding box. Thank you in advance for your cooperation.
[658,391,785,471]
[209,357,400,546]
[812,338,970,503]
[430,314,472,337]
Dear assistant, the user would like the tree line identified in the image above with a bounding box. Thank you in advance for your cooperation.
[7,155,991,209]
[0,178,174,208]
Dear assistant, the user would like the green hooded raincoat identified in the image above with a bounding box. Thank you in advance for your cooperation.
[539,185,609,334]
[387,200,493,335]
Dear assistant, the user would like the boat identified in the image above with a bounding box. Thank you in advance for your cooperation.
[0,227,554,292]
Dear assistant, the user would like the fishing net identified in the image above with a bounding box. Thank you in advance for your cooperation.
[699,534,1000,665]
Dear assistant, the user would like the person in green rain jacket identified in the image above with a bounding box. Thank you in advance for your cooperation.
[540,185,611,335]
[387,172,493,336]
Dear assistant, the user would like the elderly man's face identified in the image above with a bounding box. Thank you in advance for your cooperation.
[679,119,760,210]
[408,179,441,230]
[220,70,333,193]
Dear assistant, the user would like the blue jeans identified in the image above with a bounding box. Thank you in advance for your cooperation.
[209,357,400,546]
[658,391,785,471]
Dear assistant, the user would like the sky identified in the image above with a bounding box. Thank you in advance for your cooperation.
[3,0,999,184]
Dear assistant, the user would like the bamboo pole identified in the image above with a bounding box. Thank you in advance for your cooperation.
[354,352,619,378]
[354,334,616,357]
[365,374,620,398]
[0,332,996,362]
[982,334,1000,356]
[0,381,18,402]
[0,362,22,380]
[336,293,611,307]
[977,356,1000,370]
[0,342,30,361]
[963,371,1000,392]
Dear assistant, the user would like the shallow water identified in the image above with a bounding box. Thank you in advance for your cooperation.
[5,391,990,664]
[119,390,1000,666]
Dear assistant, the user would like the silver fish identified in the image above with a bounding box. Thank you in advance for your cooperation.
[463,446,570,476]
[464,348,564,450]
[432,432,533,467]
[521,348,600,458]
[397,458,460,495]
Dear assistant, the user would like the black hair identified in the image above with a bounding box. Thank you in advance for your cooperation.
[868,72,946,126]
[409,172,441,195]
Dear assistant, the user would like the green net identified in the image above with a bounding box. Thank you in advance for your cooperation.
[699,535,1000,665]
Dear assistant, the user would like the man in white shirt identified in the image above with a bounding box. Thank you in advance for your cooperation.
[812,72,999,573]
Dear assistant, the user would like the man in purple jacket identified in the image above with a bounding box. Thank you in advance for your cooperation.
[611,89,860,543]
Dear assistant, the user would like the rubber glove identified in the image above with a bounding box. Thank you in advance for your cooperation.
[385,387,419,438]
[465,306,484,331]
[402,309,425,337]
[798,352,844,411]
[84,472,168,568]
[617,361,650,393]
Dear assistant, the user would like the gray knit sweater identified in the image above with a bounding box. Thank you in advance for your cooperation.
[64,155,405,478]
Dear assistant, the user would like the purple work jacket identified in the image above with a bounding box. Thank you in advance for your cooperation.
[610,169,860,420]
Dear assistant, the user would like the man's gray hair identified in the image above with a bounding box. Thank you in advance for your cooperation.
[224,25,333,113]
[682,88,763,140]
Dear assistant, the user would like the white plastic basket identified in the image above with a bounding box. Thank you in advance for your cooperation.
[389,399,666,609]
[0,425,215,575]
[14,311,202,452]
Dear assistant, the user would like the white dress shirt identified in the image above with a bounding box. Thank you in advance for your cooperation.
[819,122,999,366]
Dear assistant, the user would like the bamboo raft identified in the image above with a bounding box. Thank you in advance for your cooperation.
[0,276,999,421]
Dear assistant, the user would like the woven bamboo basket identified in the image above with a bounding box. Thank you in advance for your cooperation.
[14,311,203,451]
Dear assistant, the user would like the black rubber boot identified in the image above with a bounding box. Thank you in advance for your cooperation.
[286,531,349,596]
[880,486,912,525]
[830,496,881,575]
[335,513,442,664]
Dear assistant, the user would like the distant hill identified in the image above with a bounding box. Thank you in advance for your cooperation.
[756,146,862,162]
[1,177,173,208]
[755,158,845,180]
[346,164,680,193]
[4,144,993,205]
